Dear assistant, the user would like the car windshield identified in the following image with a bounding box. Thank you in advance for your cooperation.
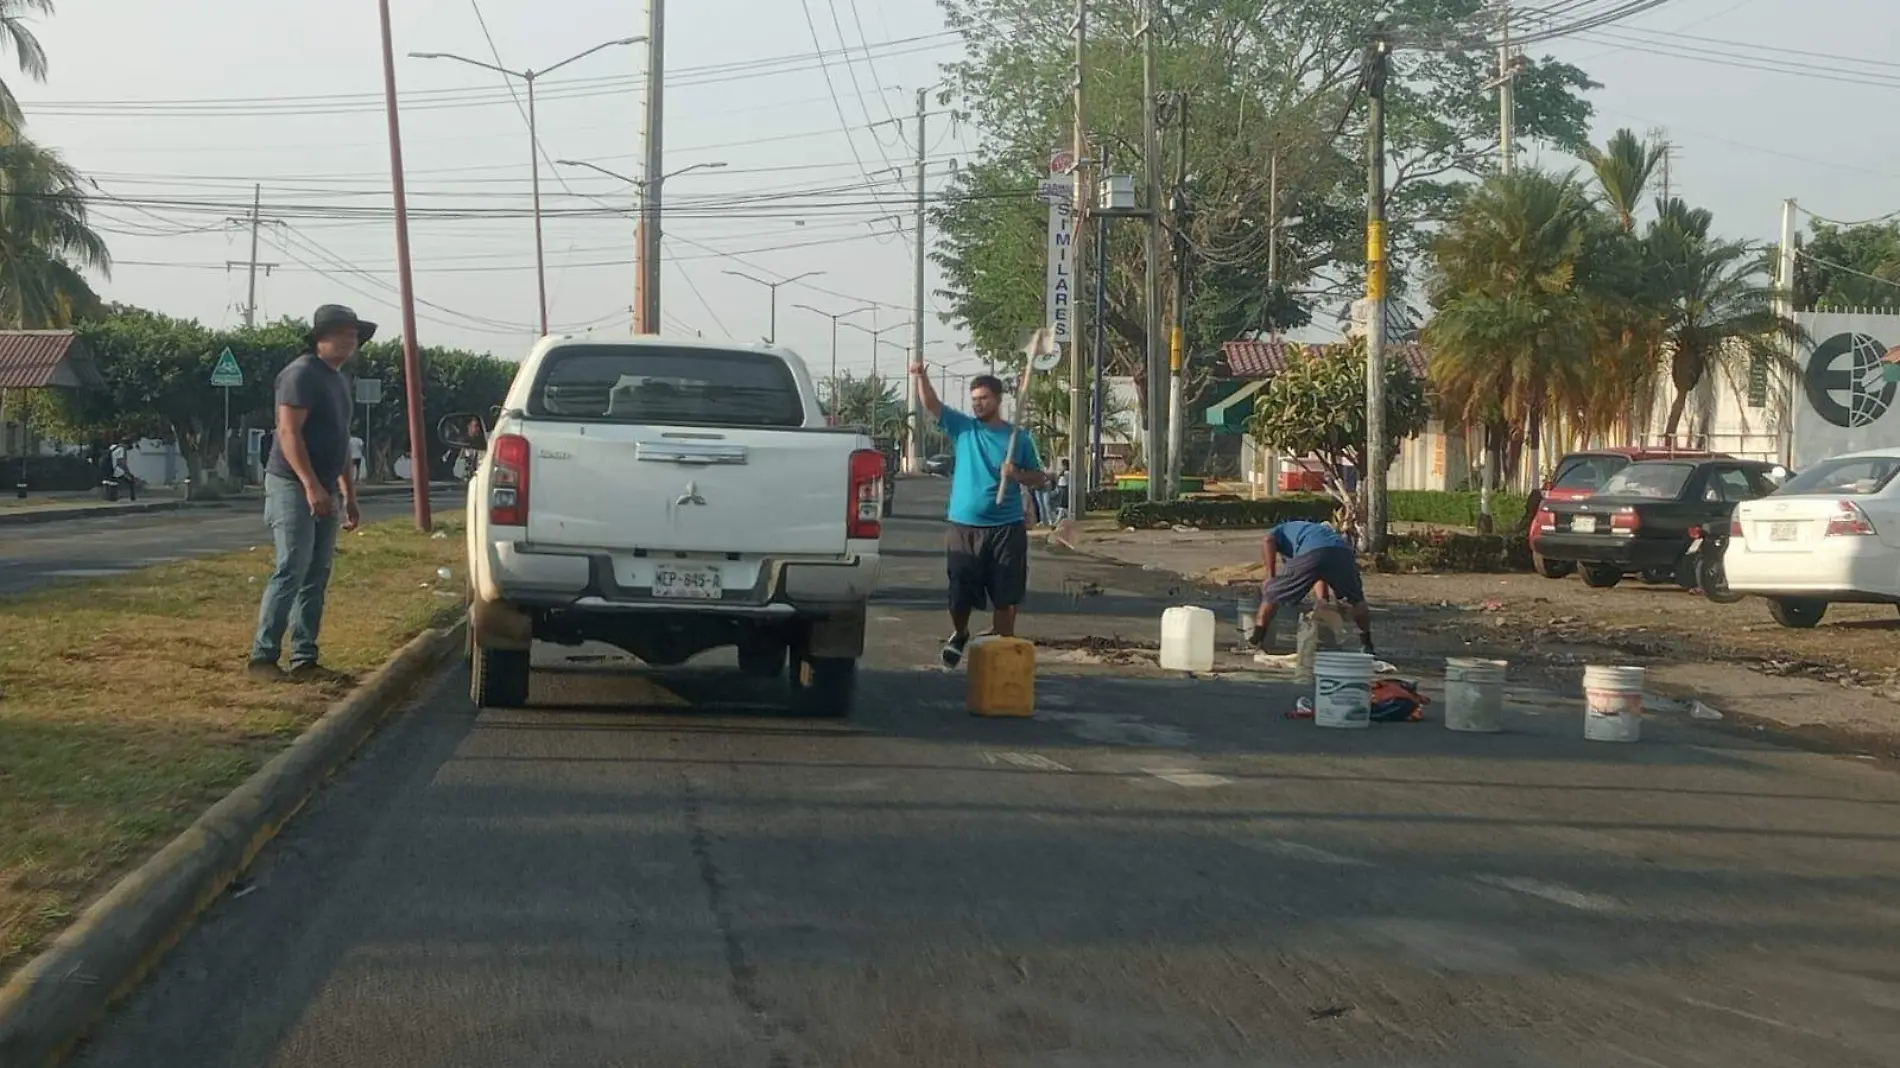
[1773,455,1900,497]
[1551,455,1628,492]
[1601,462,1693,499]
[529,345,805,428]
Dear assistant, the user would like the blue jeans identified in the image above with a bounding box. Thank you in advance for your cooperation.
[251,474,341,667]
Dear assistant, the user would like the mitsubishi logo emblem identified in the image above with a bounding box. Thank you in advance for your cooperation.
[675,480,707,507]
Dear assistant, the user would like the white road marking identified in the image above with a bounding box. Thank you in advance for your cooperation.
[981,751,1071,772]
[1142,767,1231,788]
[1245,838,1375,867]
[1475,874,1617,912]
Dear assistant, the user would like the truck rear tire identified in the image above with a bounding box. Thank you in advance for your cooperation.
[1534,554,1575,579]
[790,653,857,718]
[471,643,531,708]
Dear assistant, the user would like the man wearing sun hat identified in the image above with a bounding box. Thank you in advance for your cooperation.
[248,304,374,682]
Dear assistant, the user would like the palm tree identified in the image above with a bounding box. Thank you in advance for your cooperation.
[1644,197,1801,439]
[0,126,109,326]
[1425,169,1599,526]
[1585,129,1665,235]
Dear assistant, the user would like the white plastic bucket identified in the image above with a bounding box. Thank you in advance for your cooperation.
[1583,665,1645,742]
[1444,658,1508,733]
[1236,593,1260,644]
[1313,651,1374,729]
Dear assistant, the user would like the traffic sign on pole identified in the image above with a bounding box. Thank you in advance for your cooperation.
[210,348,244,388]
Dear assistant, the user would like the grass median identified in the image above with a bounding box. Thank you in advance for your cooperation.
[0,518,463,981]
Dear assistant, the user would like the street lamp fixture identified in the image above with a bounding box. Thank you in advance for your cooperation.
[410,36,645,336]
[556,159,728,188]
[722,270,826,344]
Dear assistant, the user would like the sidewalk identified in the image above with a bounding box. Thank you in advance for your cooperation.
[0,482,454,527]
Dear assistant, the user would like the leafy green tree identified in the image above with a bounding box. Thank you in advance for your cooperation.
[932,0,1596,421]
[822,373,906,440]
[1244,339,1429,533]
[1795,219,1900,310]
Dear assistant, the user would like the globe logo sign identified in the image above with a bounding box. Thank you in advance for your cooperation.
[1804,332,1898,430]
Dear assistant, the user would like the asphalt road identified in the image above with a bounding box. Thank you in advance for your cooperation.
[0,489,461,596]
[72,479,1900,1067]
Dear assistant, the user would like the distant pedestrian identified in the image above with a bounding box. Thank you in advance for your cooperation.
[1053,459,1071,522]
[1250,519,1375,656]
[349,433,365,483]
[249,304,371,683]
[109,440,136,501]
[912,360,1050,668]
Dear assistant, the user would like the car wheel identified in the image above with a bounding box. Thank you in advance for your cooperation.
[1767,598,1828,629]
[470,642,530,708]
[789,652,857,718]
[1534,554,1575,580]
[1696,546,1745,605]
[1581,565,1623,589]
[737,640,789,679]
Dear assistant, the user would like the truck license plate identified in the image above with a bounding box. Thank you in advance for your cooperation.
[1770,521,1798,542]
[652,564,721,600]
[1571,515,1597,534]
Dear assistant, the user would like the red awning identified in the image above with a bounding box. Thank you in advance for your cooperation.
[0,331,104,389]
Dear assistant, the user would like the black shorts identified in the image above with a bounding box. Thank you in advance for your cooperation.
[1263,545,1365,606]
[946,522,1029,613]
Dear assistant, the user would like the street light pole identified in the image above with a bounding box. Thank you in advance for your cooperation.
[559,158,726,334]
[723,270,825,343]
[526,73,547,335]
[410,37,642,339]
[792,302,874,404]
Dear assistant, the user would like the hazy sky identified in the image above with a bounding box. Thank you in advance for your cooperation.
[14,0,1896,372]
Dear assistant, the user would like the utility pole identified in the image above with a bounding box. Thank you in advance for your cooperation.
[226,184,279,328]
[640,0,665,333]
[1067,0,1088,520]
[1498,3,1515,174]
[1165,92,1190,500]
[910,86,928,476]
[377,0,432,530]
[1777,197,1799,467]
[1363,32,1391,556]
[1139,0,1165,502]
[1091,139,1108,491]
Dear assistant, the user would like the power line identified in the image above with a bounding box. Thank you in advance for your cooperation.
[664,245,734,339]
[1573,28,1900,91]
[1796,250,1900,291]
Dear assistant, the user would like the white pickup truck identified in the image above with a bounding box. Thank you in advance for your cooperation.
[454,337,886,715]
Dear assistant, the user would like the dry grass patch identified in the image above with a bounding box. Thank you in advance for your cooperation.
[0,519,462,979]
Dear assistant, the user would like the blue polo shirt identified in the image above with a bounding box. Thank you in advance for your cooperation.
[1270,520,1349,557]
[941,406,1041,527]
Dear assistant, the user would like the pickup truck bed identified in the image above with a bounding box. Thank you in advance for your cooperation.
[462,337,886,715]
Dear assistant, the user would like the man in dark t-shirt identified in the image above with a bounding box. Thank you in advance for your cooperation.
[249,304,372,682]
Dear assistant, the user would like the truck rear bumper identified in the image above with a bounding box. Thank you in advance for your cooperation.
[478,540,879,619]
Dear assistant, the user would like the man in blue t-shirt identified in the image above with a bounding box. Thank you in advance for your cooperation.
[1251,519,1375,655]
[912,360,1051,667]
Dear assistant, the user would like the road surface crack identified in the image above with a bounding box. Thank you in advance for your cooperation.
[681,771,795,1067]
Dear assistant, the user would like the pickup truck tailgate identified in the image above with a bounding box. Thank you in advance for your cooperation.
[524,422,854,556]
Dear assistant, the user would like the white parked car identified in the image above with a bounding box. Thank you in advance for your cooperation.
[454,337,886,713]
[1723,449,1900,628]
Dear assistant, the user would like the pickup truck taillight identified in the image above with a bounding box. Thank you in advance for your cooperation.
[1825,500,1877,537]
[489,433,530,527]
[848,448,886,539]
[1610,507,1640,535]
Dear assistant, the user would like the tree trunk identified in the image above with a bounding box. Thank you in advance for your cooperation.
[1477,424,1495,534]
[1662,386,1691,442]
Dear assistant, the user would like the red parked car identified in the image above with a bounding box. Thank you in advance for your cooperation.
[1528,446,1730,579]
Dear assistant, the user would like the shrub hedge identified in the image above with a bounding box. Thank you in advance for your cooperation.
[1383,529,1535,573]
[1116,494,1337,530]
[0,455,103,492]
[1085,487,1149,512]
[1387,490,1529,530]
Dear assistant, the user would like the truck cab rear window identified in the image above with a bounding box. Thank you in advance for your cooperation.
[529,346,804,428]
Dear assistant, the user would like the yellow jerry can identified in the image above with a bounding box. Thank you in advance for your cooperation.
[965,636,1035,718]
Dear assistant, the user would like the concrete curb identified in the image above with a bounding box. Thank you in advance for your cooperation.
[0,483,458,528]
[0,620,467,1068]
